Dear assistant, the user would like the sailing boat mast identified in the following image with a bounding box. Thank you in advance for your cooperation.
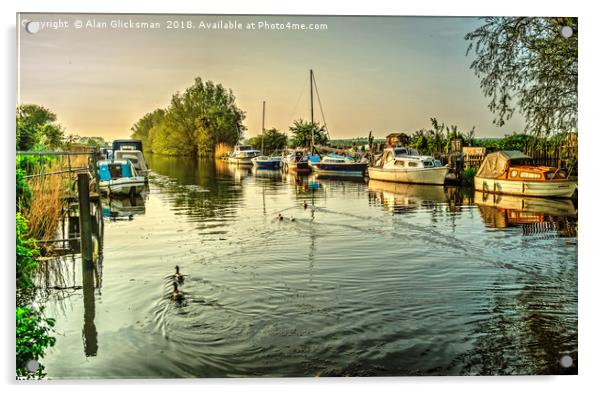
[310,69,314,153]
[261,100,266,155]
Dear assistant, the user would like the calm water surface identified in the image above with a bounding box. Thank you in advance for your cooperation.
[40,155,578,378]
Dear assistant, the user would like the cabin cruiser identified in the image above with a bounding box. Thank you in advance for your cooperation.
[474,151,577,198]
[252,153,281,169]
[228,144,261,165]
[112,139,149,180]
[97,159,146,196]
[309,153,368,177]
[368,147,448,185]
[281,149,310,172]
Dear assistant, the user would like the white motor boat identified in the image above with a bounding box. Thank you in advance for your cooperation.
[228,144,261,165]
[368,147,448,185]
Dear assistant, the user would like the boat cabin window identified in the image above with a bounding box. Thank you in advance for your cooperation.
[519,171,542,180]
[408,161,418,167]
[422,160,433,167]
[510,170,518,178]
[434,160,442,167]
[108,164,123,179]
[395,160,405,167]
[384,151,395,163]
[238,145,252,151]
[394,148,408,156]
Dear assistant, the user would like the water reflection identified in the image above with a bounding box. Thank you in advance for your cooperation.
[102,195,146,220]
[40,155,577,378]
[474,191,577,237]
[367,179,448,214]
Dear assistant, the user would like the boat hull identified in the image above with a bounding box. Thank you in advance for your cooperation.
[310,162,368,177]
[253,160,281,169]
[283,161,310,172]
[474,177,577,198]
[100,177,146,196]
[368,166,448,185]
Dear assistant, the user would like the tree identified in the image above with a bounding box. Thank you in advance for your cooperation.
[133,78,246,156]
[131,109,166,151]
[465,17,578,136]
[247,128,289,153]
[289,119,328,149]
[16,105,64,150]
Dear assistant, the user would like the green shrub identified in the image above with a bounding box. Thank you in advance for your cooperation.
[16,170,32,210]
[461,167,477,185]
[16,306,56,379]
[16,213,39,289]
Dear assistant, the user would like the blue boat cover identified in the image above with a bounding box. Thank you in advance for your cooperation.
[98,162,133,180]
[309,155,321,162]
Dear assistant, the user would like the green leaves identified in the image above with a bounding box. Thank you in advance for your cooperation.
[16,213,39,289]
[16,105,64,151]
[133,78,246,156]
[288,119,328,148]
[247,128,288,153]
[466,17,578,135]
[16,306,56,379]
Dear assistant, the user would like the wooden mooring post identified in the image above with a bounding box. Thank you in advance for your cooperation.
[77,173,98,355]
[77,174,93,267]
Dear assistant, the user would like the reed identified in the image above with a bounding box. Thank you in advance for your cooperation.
[24,170,65,250]
[214,143,232,158]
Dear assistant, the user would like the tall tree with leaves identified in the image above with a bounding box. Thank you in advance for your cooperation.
[16,105,64,150]
[465,17,577,136]
[289,119,328,149]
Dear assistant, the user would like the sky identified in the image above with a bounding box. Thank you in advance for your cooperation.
[17,14,526,140]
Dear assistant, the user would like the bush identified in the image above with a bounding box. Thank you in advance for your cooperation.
[16,306,56,379]
[461,167,477,185]
[16,213,39,289]
[16,170,32,210]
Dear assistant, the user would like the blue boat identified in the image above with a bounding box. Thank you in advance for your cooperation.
[252,155,281,169]
[98,159,146,196]
[309,153,368,177]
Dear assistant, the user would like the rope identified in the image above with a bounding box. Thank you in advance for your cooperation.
[312,75,331,140]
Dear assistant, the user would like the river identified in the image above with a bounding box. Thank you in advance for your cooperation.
[39,154,578,378]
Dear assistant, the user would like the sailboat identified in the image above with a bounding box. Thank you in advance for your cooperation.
[252,101,282,169]
[302,70,368,177]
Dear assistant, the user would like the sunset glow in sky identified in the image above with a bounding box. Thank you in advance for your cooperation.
[18,14,525,140]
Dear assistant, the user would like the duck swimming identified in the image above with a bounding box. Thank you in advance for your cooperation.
[171,282,184,302]
[278,213,284,221]
[173,265,184,283]
[303,201,308,209]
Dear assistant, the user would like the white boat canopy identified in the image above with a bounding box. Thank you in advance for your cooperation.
[476,150,532,179]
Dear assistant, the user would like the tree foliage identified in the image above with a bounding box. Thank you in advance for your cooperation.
[465,17,578,136]
[288,119,328,148]
[131,78,246,156]
[246,128,289,154]
[16,105,64,150]
[16,306,56,379]
[16,213,39,289]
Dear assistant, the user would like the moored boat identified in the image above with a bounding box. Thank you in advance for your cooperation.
[474,151,577,198]
[112,139,150,180]
[309,153,368,177]
[368,147,448,185]
[228,144,261,165]
[281,149,311,172]
[98,159,146,196]
[252,155,281,169]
